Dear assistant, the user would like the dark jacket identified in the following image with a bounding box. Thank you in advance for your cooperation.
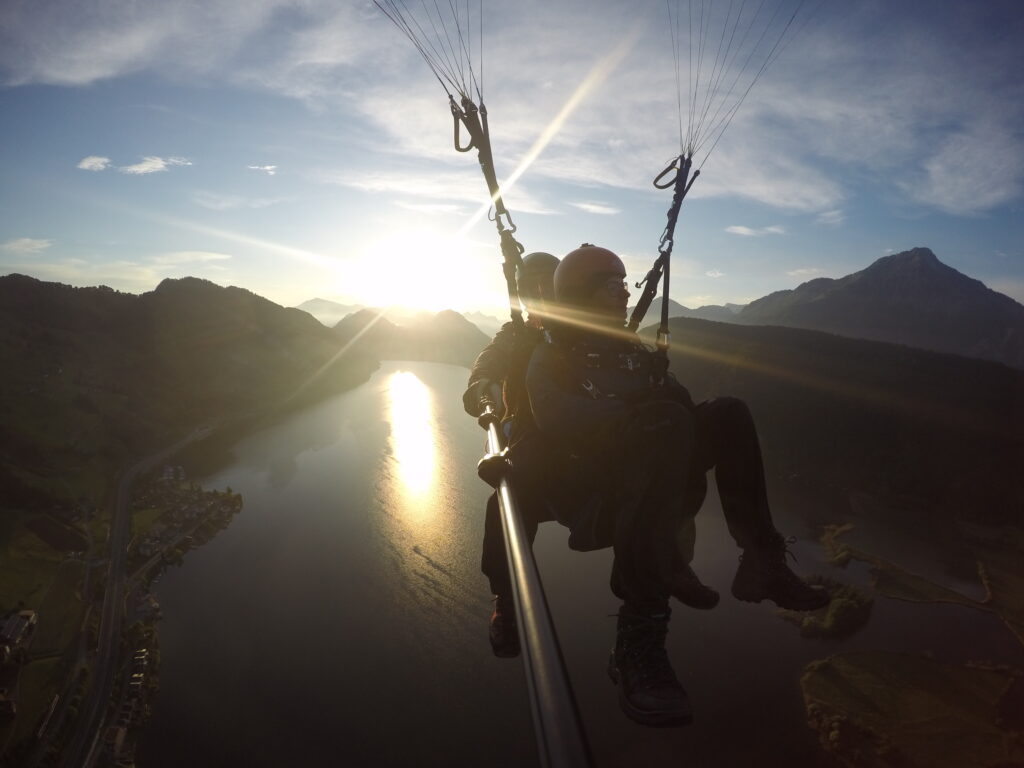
[526,326,693,456]
[524,325,694,550]
[464,321,544,439]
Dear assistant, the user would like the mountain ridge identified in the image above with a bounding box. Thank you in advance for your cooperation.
[736,247,1024,368]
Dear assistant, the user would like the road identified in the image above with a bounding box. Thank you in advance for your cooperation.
[58,427,211,768]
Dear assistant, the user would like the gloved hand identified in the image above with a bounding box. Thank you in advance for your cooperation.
[462,379,505,420]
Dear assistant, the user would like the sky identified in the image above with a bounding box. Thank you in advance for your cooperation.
[1,0,1023,316]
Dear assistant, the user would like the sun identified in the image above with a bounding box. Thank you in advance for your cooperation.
[349,228,499,312]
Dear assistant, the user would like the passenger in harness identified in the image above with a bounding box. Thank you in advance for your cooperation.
[525,245,829,726]
[463,251,560,657]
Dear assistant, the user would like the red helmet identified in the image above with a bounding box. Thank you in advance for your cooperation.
[553,245,626,305]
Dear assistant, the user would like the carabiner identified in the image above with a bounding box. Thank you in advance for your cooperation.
[653,158,679,189]
[450,97,475,153]
[454,113,475,152]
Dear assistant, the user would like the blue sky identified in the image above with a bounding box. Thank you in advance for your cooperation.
[1,0,1022,315]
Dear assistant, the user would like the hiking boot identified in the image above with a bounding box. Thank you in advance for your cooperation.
[489,595,520,658]
[668,565,720,610]
[731,538,830,611]
[607,609,692,726]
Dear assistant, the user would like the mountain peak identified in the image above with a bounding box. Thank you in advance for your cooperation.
[738,246,1024,368]
[871,247,941,272]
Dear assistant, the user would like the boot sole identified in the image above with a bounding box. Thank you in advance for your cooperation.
[490,642,521,658]
[489,633,521,658]
[607,663,693,727]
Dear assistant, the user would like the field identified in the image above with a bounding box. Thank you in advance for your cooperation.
[31,560,87,658]
[0,514,63,614]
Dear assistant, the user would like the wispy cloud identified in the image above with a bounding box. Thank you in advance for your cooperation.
[0,237,52,255]
[2,0,1022,218]
[705,270,725,278]
[324,168,555,215]
[570,201,621,215]
[248,164,277,175]
[77,155,111,171]
[902,123,1024,214]
[149,250,232,266]
[119,156,192,175]
[787,267,823,278]
[192,191,287,210]
[394,201,467,215]
[725,225,785,237]
[816,209,845,225]
[2,250,235,294]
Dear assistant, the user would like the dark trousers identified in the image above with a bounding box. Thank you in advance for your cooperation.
[481,491,541,596]
[609,396,780,612]
[481,397,779,606]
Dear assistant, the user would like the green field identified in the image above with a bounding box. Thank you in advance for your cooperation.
[0,516,63,614]
[31,561,86,658]
[131,506,166,540]
[3,656,67,753]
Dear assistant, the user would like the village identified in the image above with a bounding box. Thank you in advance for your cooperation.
[0,464,242,767]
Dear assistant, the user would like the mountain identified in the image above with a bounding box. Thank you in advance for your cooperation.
[689,303,745,322]
[737,248,1024,369]
[629,297,745,325]
[464,311,504,336]
[0,275,377,509]
[660,316,1024,525]
[628,297,690,323]
[334,308,489,368]
[294,297,365,327]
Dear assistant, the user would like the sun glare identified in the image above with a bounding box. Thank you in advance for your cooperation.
[352,230,488,312]
[386,370,436,497]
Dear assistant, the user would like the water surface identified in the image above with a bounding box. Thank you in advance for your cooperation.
[138,361,1022,767]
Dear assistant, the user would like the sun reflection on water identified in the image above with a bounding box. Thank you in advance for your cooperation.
[386,371,436,508]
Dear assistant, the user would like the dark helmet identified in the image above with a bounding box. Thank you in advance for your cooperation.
[516,251,559,300]
[553,245,626,305]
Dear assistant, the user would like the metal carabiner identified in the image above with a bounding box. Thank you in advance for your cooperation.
[653,158,679,189]
[450,97,475,153]
[453,112,475,152]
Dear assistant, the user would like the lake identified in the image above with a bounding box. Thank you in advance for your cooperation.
[137,361,1023,767]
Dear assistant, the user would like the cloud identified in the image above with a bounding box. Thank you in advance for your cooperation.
[725,225,785,237]
[570,201,621,215]
[192,191,287,210]
[0,0,288,87]
[3,0,1022,218]
[816,209,845,225]
[323,168,556,215]
[119,156,192,175]
[149,251,232,266]
[705,270,725,278]
[394,201,467,216]
[682,295,715,308]
[248,165,277,175]
[787,267,822,278]
[0,237,52,254]
[902,123,1024,214]
[2,251,236,294]
[77,155,111,171]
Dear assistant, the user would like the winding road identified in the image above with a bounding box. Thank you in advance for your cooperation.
[59,427,210,768]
